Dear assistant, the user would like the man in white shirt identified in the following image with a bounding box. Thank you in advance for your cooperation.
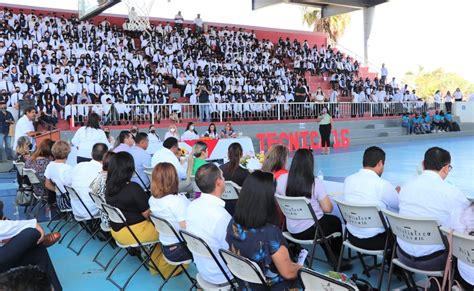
[343,146,399,250]
[151,137,191,193]
[193,14,203,33]
[13,106,38,150]
[398,147,470,271]
[380,63,388,84]
[64,143,108,219]
[186,163,233,285]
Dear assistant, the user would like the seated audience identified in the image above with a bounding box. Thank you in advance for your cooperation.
[71,113,109,163]
[151,137,191,194]
[149,163,192,261]
[64,143,108,218]
[186,163,233,285]
[113,130,134,153]
[24,138,54,203]
[219,143,250,187]
[401,113,412,135]
[449,202,474,289]
[181,122,199,141]
[15,136,32,187]
[278,149,347,268]
[203,123,219,139]
[164,124,180,141]
[226,171,301,290]
[44,141,72,210]
[220,123,237,139]
[148,125,161,144]
[105,152,175,277]
[186,141,208,177]
[343,146,399,250]
[0,219,62,290]
[130,132,151,188]
[263,144,290,187]
[398,147,470,271]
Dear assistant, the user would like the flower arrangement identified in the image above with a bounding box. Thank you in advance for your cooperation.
[179,148,187,157]
[240,155,252,167]
[240,152,265,168]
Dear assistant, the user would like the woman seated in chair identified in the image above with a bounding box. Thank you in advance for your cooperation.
[277,149,349,269]
[226,171,302,290]
[105,152,175,277]
[24,138,54,204]
[449,202,474,289]
[149,162,192,262]
[15,136,32,188]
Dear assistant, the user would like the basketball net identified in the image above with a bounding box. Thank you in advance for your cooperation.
[122,0,155,31]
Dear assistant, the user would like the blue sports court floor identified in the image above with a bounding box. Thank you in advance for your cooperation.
[0,136,472,290]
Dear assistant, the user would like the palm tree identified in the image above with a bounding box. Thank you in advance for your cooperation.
[302,7,351,45]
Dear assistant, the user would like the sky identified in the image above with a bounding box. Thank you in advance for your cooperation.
[2,0,473,84]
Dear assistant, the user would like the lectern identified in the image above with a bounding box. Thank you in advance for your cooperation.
[35,130,61,145]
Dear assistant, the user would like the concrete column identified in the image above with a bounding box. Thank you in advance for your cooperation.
[363,7,375,66]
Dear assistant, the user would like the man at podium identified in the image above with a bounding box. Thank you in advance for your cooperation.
[13,106,40,150]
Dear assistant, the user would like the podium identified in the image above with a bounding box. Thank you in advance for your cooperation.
[35,130,61,145]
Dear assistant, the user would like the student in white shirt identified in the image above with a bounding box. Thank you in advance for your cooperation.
[186,163,233,285]
[70,113,109,163]
[398,147,470,271]
[164,124,180,141]
[13,106,37,150]
[149,162,192,261]
[449,203,474,289]
[343,146,399,250]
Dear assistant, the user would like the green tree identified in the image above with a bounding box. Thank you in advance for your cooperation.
[403,67,474,100]
[302,7,351,45]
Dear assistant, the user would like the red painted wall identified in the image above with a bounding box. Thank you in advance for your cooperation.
[4,3,327,47]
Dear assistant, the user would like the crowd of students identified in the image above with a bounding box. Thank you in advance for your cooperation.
[401,110,460,134]
[1,118,473,290]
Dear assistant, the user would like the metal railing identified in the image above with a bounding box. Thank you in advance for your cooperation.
[69,101,446,126]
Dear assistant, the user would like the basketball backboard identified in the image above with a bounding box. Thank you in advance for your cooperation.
[78,0,121,21]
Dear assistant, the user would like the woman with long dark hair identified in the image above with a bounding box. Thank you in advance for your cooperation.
[279,148,347,268]
[105,152,175,277]
[71,112,109,163]
[226,171,301,290]
[219,142,249,187]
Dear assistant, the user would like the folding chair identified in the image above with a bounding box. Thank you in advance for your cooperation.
[47,186,73,232]
[222,181,241,201]
[23,168,48,218]
[13,161,33,213]
[102,203,163,290]
[89,191,116,271]
[144,170,153,185]
[298,267,357,291]
[133,169,150,191]
[62,185,101,255]
[382,209,446,290]
[149,215,196,290]
[334,198,389,290]
[274,194,341,269]
[180,230,237,290]
[439,226,474,290]
[219,249,268,289]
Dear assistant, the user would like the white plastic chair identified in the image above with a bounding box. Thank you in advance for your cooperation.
[382,209,446,290]
[149,215,196,290]
[222,181,241,200]
[102,203,163,290]
[275,194,341,268]
[439,226,474,289]
[333,197,389,290]
[62,185,101,255]
[219,249,268,287]
[298,268,357,291]
[180,230,236,290]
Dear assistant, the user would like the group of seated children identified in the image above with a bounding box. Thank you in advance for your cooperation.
[401,110,458,134]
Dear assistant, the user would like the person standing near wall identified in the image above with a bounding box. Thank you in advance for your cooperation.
[316,107,333,155]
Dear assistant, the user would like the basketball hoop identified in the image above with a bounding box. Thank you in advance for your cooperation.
[122,0,154,31]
